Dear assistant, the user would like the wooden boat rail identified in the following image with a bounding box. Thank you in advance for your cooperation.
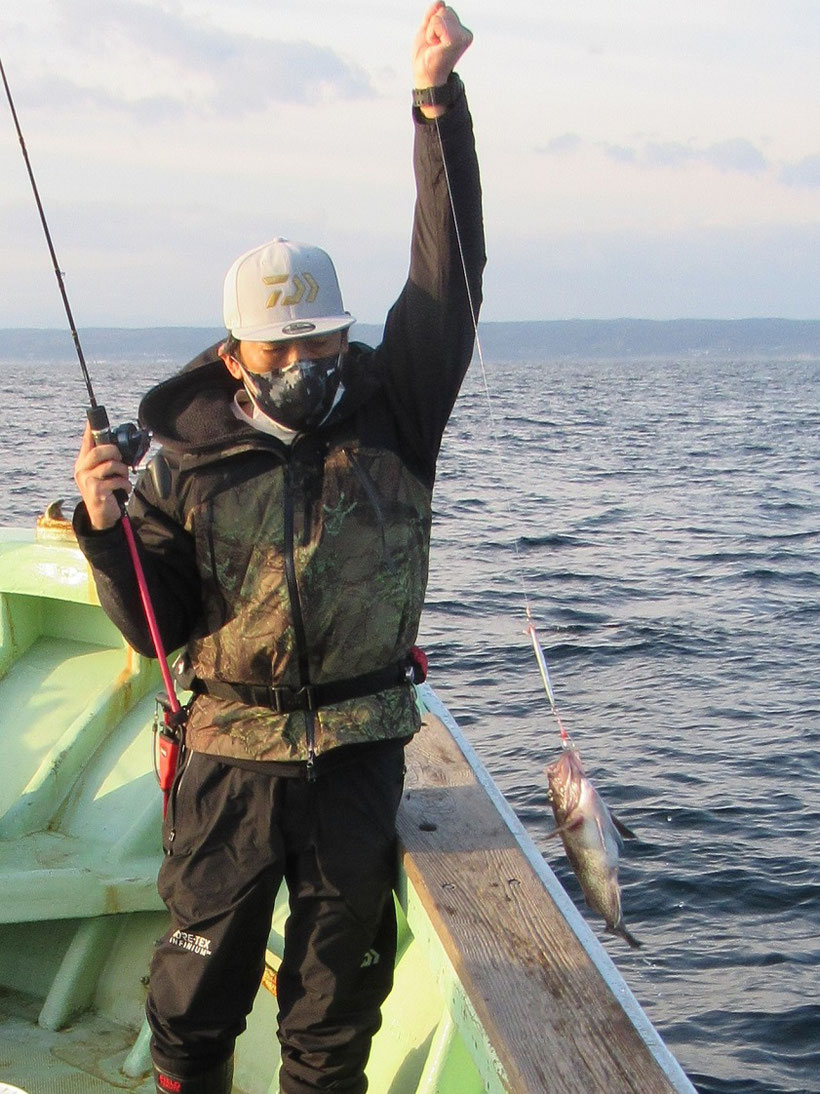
[401,688,695,1094]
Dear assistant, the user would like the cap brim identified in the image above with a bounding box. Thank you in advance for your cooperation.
[229,314,355,343]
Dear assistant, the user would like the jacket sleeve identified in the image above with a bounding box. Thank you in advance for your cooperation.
[377,85,486,475]
[73,467,200,658]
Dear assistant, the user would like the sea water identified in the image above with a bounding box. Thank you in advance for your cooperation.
[1,336,817,1094]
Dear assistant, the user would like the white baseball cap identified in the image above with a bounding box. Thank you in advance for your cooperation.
[223,237,355,342]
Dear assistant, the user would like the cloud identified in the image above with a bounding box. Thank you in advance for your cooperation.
[780,154,820,189]
[543,132,770,176]
[628,137,770,175]
[702,139,768,174]
[602,144,638,164]
[537,132,583,155]
[35,0,375,118]
[13,74,185,122]
[644,141,696,169]
[641,138,767,173]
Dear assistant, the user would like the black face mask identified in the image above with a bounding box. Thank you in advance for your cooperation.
[238,353,342,433]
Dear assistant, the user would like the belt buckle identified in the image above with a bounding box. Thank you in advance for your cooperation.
[268,685,317,713]
[268,686,287,715]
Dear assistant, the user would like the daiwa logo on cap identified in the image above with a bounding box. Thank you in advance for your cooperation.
[262,272,319,309]
[223,237,355,343]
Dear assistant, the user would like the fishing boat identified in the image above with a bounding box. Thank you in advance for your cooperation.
[0,511,696,1094]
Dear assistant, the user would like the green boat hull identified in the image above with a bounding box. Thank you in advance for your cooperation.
[0,521,695,1093]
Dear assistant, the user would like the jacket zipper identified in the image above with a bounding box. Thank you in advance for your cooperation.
[282,459,317,777]
[343,448,396,573]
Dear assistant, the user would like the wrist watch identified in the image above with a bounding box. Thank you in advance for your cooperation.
[412,72,464,109]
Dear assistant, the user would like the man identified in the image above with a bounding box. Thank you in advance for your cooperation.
[73,4,483,1092]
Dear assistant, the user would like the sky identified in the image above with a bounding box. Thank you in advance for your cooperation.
[1,0,819,328]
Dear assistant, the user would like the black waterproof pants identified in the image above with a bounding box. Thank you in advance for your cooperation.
[146,741,405,1093]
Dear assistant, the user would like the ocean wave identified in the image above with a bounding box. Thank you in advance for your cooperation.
[5,348,818,1094]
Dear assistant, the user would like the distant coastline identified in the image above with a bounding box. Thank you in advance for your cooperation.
[2,318,820,363]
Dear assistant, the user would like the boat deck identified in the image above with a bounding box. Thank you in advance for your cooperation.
[0,700,694,1094]
[0,529,694,1092]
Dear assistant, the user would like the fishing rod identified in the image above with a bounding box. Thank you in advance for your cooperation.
[432,101,573,750]
[1,55,184,812]
[0,57,145,456]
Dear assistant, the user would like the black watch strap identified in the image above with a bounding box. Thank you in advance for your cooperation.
[412,72,463,109]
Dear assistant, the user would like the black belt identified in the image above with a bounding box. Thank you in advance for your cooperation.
[191,656,423,715]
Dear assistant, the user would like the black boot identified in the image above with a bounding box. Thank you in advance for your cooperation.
[154,1056,234,1093]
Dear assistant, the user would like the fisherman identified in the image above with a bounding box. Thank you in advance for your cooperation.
[72,4,483,1093]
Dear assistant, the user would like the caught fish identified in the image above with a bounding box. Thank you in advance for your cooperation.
[546,746,641,948]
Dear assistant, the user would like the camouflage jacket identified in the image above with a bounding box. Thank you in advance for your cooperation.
[75,92,485,763]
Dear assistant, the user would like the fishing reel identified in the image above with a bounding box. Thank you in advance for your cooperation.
[87,405,151,468]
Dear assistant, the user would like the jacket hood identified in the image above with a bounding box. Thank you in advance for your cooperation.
[139,341,377,456]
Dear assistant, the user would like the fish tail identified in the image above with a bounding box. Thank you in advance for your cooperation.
[616,923,642,949]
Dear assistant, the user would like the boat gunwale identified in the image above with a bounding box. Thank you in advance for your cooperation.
[411,684,697,1094]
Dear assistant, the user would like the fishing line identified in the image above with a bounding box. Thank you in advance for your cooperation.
[433,107,571,747]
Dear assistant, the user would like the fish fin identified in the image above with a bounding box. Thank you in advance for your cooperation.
[545,816,585,840]
[610,812,638,841]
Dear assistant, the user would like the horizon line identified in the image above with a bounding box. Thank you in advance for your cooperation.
[3,316,820,332]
